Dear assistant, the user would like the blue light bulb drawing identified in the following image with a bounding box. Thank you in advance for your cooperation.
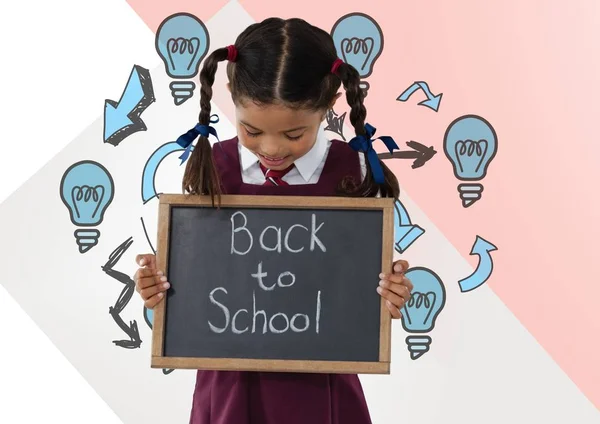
[443,115,498,208]
[401,267,446,360]
[155,12,210,105]
[60,160,114,253]
[331,12,384,96]
[393,199,425,253]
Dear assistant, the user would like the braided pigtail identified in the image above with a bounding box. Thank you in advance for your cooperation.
[181,47,232,204]
[335,61,400,199]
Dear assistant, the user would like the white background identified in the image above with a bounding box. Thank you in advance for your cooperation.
[0,0,153,422]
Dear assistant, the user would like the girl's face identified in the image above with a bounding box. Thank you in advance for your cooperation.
[234,100,328,171]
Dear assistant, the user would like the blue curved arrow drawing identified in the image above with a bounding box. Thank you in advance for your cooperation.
[141,142,193,204]
[104,65,155,146]
[459,236,498,292]
[394,199,425,253]
[144,307,154,330]
[397,81,442,112]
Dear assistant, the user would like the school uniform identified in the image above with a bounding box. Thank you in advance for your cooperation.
[189,127,372,424]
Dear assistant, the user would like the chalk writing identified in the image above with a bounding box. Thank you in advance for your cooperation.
[208,287,322,334]
[230,211,326,255]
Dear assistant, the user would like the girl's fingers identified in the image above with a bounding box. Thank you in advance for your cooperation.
[377,286,406,310]
[379,279,411,301]
[403,276,413,292]
[386,273,408,285]
[134,268,166,291]
[144,293,165,309]
[379,271,411,287]
[386,273,404,284]
[393,260,409,273]
[140,281,170,301]
[136,276,160,291]
[386,300,402,319]
[136,253,157,269]
[393,259,409,272]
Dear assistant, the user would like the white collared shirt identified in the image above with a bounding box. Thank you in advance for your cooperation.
[238,126,366,185]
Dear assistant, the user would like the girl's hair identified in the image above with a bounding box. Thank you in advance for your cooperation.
[182,17,400,201]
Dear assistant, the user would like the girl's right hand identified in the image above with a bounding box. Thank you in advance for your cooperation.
[134,253,170,309]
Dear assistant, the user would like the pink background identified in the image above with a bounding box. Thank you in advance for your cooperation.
[127,0,600,409]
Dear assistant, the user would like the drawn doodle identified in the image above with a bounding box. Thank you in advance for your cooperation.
[444,114,498,208]
[101,237,142,349]
[378,140,437,168]
[459,236,497,293]
[60,160,114,253]
[156,13,210,105]
[401,267,446,360]
[324,108,347,141]
[141,141,192,204]
[393,199,425,253]
[140,217,156,255]
[331,13,383,96]
[103,65,155,146]
[397,81,443,112]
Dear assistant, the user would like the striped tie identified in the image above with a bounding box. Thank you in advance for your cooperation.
[260,163,295,186]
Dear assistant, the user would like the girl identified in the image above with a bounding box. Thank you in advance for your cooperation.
[134,17,413,424]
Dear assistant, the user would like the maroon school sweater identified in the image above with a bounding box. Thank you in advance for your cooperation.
[188,137,372,424]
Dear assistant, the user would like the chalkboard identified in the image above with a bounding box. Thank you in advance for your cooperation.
[151,194,394,374]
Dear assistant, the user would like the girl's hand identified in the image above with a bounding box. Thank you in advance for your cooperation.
[134,253,169,309]
[377,259,413,319]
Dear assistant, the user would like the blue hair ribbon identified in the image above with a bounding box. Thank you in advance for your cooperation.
[176,114,220,164]
[349,123,399,184]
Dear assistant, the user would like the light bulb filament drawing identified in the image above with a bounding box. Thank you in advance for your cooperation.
[403,291,437,327]
[166,37,200,72]
[71,185,105,220]
[341,37,374,71]
[455,139,489,174]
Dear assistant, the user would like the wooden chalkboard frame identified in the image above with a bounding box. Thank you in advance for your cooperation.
[151,194,394,374]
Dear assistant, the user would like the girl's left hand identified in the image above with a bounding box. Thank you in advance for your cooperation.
[377,259,413,319]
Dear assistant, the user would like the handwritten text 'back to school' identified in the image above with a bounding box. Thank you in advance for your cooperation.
[208,211,326,336]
